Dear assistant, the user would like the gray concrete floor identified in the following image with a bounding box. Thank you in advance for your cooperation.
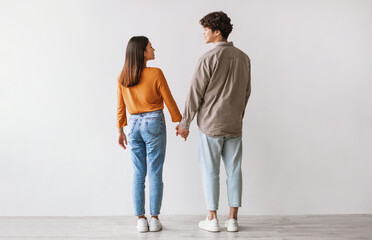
[0,214,371,239]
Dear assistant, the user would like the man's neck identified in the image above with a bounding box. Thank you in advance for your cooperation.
[213,38,228,44]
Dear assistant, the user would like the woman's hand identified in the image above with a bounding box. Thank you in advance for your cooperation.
[118,131,128,149]
[176,124,189,141]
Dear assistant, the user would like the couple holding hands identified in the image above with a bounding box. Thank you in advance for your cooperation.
[117,11,251,233]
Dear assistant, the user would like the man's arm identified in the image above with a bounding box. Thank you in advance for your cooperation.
[179,57,212,130]
[242,60,251,118]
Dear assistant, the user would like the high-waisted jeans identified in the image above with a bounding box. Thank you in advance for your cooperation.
[127,110,166,216]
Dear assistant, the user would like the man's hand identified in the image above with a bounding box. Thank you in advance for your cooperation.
[118,131,128,149]
[176,124,189,141]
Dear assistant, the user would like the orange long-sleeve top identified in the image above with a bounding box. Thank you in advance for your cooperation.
[117,67,182,128]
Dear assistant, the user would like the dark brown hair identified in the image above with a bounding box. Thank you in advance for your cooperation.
[200,11,233,39]
[119,36,149,87]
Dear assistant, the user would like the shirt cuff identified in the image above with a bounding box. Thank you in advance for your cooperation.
[179,118,190,130]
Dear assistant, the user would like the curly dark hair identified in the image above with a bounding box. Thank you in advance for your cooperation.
[200,11,233,39]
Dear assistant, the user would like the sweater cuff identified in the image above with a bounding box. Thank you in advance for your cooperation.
[117,121,128,128]
[171,113,182,123]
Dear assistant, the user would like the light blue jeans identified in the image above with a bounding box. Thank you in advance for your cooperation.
[127,110,166,216]
[199,130,243,211]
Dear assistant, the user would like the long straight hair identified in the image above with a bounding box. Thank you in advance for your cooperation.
[119,36,149,87]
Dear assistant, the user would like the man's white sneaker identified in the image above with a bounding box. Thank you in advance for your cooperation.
[198,216,221,232]
[225,218,239,232]
[136,218,149,233]
[149,217,162,232]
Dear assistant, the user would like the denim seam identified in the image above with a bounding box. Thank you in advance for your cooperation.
[144,117,163,120]
[127,119,138,137]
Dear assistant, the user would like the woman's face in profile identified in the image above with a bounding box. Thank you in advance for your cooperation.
[144,41,155,61]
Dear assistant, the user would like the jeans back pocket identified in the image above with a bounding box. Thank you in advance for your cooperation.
[145,117,164,137]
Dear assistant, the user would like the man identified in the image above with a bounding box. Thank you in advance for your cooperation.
[176,11,251,232]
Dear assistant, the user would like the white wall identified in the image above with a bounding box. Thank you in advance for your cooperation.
[1,0,371,216]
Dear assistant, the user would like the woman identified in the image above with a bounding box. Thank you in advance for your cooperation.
[117,36,182,232]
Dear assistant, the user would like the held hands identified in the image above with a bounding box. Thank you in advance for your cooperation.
[176,124,189,141]
[118,131,128,149]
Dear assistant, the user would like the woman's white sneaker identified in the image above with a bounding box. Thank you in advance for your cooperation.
[136,218,149,233]
[198,216,221,232]
[149,217,162,232]
[225,218,239,232]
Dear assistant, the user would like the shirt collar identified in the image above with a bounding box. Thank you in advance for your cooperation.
[215,41,234,47]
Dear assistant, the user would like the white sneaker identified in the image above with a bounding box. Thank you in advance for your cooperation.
[225,218,238,232]
[136,218,149,233]
[149,217,162,232]
[199,216,220,232]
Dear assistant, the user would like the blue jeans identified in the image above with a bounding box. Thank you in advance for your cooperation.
[199,130,243,211]
[127,110,166,216]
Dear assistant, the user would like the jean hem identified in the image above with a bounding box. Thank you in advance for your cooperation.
[207,207,219,211]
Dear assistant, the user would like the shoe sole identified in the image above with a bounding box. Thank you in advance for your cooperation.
[149,227,162,232]
[225,224,238,232]
[137,227,149,233]
[199,223,220,232]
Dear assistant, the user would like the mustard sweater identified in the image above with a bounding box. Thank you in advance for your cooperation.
[117,67,182,128]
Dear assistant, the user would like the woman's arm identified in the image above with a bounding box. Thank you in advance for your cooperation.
[156,69,182,122]
[117,78,128,149]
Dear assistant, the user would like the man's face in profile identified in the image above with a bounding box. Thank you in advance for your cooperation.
[203,27,218,44]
